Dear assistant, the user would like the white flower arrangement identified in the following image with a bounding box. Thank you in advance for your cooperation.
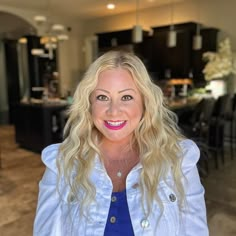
[202,38,236,81]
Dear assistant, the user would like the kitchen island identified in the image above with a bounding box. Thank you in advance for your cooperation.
[14,101,68,153]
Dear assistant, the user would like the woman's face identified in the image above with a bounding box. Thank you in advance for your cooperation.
[91,68,143,145]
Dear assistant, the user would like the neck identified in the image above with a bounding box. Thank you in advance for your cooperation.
[99,139,135,161]
[99,142,140,192]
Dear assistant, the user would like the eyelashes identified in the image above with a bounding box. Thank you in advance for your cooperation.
[122,95,133,101]
[96,95,108,101]
[96,94,133,101]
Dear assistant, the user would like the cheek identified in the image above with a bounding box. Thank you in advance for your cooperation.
[91,108,101,130]
[91,103,105,120]
[131,102,143,118]
[91,106,99,120]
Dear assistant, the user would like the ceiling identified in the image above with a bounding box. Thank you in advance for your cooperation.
[0,0,187,39]
[0,0,186,20]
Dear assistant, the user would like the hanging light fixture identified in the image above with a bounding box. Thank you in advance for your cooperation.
[31,0,69,59]
[193,24,202,50]
[193,1,202,50]
[132,0,143,43]
[167,0,177,48]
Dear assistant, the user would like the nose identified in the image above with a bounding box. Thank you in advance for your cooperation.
[106,100,121,116]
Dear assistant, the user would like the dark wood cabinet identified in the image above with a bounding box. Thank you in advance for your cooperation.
[151,27,193,79]
[96,29,149,57]
[24,35,58,97]
[15,103,67,153]
[97,30,134,48]
[3,36,59,125]
[26,36,43,88]
[95,22,218,87]
[151,22,218,83]
[4,39,21,124]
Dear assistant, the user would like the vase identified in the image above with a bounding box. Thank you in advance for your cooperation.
[206,79,227,99]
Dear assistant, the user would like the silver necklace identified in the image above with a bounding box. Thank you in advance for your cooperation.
[104,153,139,180]
[117,170,122,178]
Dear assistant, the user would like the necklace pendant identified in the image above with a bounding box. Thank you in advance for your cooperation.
[117,171,122,178]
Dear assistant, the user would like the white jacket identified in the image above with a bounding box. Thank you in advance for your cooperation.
[33,139,209,236]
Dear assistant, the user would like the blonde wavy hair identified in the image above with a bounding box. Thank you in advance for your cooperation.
[58,50,185,217]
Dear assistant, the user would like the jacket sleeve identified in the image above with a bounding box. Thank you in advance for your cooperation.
[179,139,209,236]
[33,143,63,236]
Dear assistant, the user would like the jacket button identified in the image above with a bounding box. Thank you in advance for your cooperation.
[110,216,116,223]
[140,219,149,228]
[111,196,117,202]
[68,194,75,203]
[169,193,176,202]
[132,183,139,189]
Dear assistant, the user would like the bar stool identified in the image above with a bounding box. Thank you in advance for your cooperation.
[232,94,236,158]
[227,94,236,160]
[178,97,215,176]
[194,98,215,175]
[208,94,232,168]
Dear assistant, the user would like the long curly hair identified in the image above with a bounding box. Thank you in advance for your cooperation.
[58,50,185,217]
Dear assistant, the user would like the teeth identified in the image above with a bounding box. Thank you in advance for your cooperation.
[107,121,125,126]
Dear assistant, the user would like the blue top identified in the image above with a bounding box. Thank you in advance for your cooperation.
[104,190,134,236]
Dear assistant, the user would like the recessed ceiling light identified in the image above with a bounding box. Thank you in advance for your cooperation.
[107,3,115,10]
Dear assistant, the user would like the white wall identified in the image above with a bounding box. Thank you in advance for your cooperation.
[56,18,84,96]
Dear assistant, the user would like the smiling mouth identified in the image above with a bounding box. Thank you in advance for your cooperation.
[104,120,127,130]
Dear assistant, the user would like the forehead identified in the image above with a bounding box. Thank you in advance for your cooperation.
[96,68,138,89]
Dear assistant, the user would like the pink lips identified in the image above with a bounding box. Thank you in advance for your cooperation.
[104,120,127,130]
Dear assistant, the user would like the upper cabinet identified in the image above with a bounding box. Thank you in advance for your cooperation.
[151,24,194,79]
[96,29,149,56]
[150,22,218,84]
[96,22,219,86]
[97,29,134,48]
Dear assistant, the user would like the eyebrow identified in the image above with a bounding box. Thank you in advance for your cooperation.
[95,88,137,94]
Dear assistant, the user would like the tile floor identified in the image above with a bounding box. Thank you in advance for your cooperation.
[0,125,236,236]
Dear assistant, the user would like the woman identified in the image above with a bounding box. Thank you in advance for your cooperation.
[34,51,208,235]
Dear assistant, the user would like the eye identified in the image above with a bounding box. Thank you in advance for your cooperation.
[122,95,133,101]
[96,95,109,101]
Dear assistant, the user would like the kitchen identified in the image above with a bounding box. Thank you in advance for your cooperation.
[0,0,236,235]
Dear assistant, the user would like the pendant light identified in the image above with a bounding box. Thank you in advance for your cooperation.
[132,0,143,43]
[167,0,177,48]
[193,24,202,50]
[193,1,202,50]
[31,0,69,59]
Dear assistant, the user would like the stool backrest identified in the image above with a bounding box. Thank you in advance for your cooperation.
[201,98,216,123]
[212,94,231,119]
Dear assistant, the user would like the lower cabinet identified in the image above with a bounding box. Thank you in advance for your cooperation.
[15,103,68,153]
